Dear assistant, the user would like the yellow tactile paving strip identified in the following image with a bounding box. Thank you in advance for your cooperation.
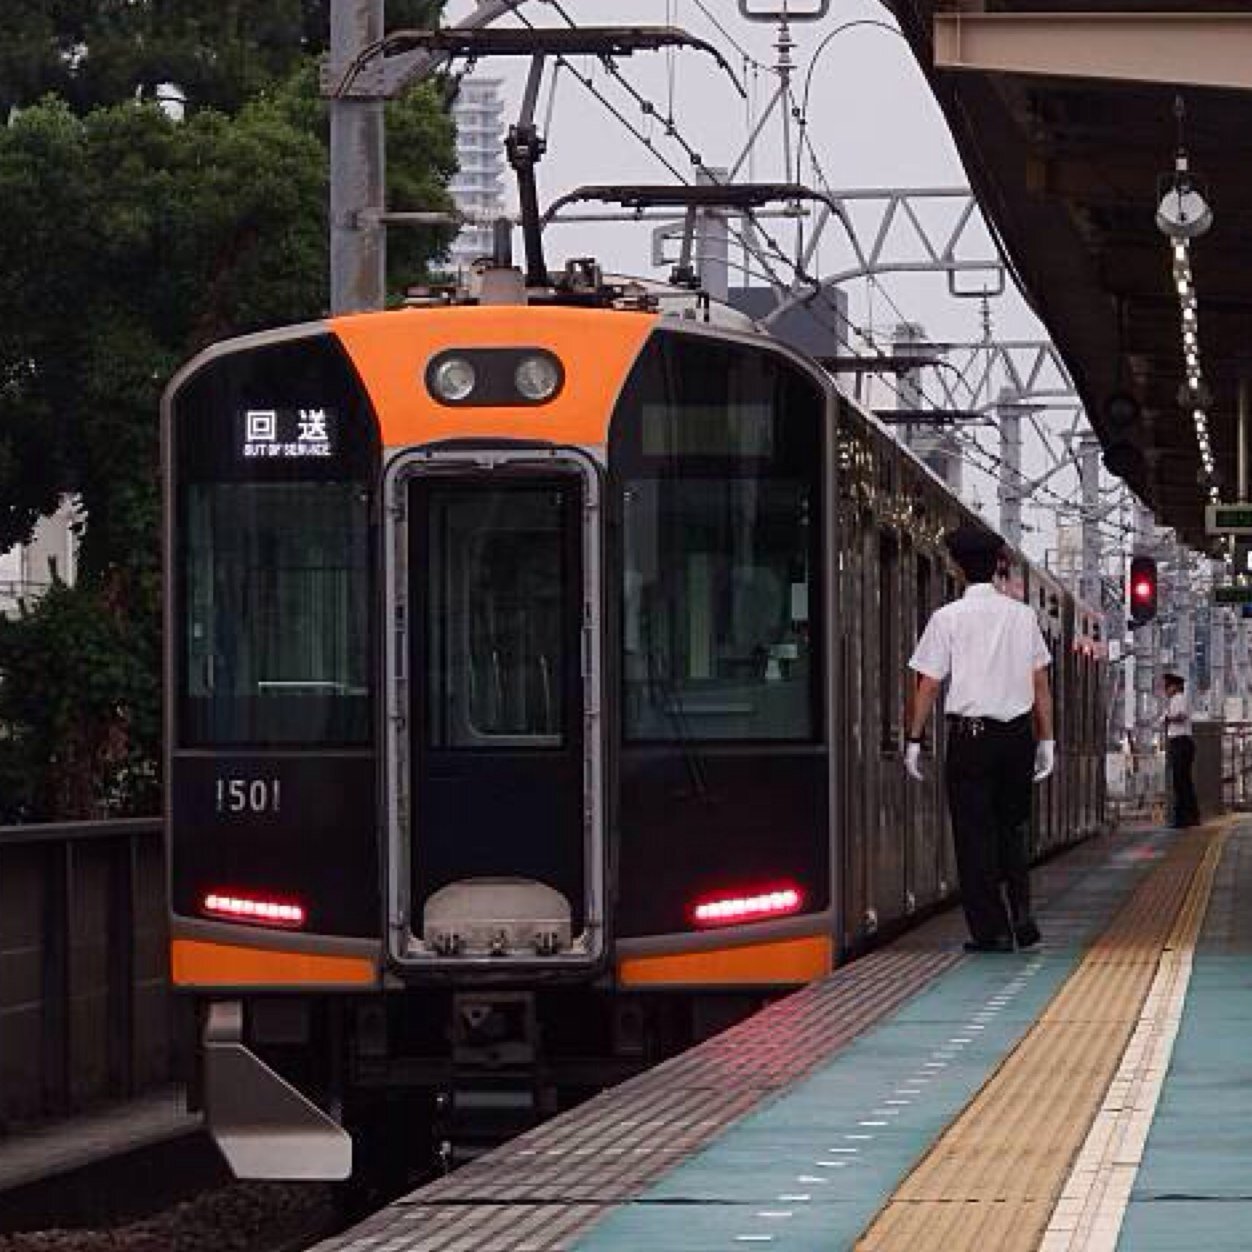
[854,824,1227,1252]
[1040,827,1228,1251]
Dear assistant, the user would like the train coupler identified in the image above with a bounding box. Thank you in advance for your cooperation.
[435,991,552,1165]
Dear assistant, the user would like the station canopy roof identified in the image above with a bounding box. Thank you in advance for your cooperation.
[886,1,1252,548]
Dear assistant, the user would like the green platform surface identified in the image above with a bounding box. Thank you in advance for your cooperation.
[575,834,1168,1252]
[1119,823,1252,1251]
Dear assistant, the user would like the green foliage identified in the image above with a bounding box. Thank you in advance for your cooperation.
[0,577,159,821]
[0,3,454,818]
[0,1,443,117]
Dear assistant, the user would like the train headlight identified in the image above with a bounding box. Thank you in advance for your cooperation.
[514,353,561,402]
[430,356,477,402]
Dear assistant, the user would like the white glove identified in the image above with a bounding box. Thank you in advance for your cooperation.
[1033,739,1055,783]
[904,741,925,782]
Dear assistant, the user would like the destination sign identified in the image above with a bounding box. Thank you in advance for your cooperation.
[1205,503,1252,535]
[237,407,336,461]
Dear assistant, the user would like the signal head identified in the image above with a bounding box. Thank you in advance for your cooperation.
[1128,555,1158,626]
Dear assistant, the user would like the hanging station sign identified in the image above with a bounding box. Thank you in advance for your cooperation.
[1213,584,1252,606]
[1205,503,1252,535]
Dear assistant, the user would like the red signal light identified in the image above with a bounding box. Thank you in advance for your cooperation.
[203,892,306,928]
[693,886,803,926]
[1128,556,1158,626]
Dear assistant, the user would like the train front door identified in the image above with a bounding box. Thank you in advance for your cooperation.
[384,449,605,969]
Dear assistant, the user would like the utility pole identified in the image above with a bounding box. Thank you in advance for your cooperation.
[1156,533,1198,715]
[997,387,1023,548]
[1078,433,1102,607]
[1174,542,1196,699]
[893,321,925,451]
[1210,557,1228,719]
[1235,378,1252,720]
[888,323,965,498]
[328,0,386,313]
[694,168,730,303]
[1130,502,1161,799]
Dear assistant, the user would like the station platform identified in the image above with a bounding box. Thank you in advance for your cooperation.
[316,817,1248,1252]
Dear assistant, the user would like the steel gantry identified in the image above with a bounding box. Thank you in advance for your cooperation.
[325,0,1130,595]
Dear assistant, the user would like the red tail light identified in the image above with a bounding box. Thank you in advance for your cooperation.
[693,886,803,926]
[203,892,306,928]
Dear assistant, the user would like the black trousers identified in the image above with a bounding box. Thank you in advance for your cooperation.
[1167,735,1199,827]
[944,715,1035,943]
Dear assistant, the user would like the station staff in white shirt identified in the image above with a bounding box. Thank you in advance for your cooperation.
[903,525,1055,953]
[1160,672,1199,827]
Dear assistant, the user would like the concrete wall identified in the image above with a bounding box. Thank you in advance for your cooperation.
[0,821,179,1130]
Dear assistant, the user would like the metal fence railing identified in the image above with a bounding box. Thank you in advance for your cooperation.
[1222,723,1252,813]
[0,818,182,1131]
[1108,722,1252,825]
[1106,748,1167,824]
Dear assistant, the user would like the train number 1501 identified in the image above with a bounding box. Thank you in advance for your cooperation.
[215,777,282,815]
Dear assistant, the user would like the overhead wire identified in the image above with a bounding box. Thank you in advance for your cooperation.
[664,0,677,134]
[503,3,1107,538]
[339,5,1113,551]
[947,425,1135,541]
[541,57,562,134]
[741,227,1101,540]
[784,41,1107,525]
[785,66,986,400]
[505,4,692,181]
[687,0,770,71]
[798,18,905,138]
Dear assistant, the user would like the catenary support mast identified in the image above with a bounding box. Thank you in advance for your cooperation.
[328,0,386,313]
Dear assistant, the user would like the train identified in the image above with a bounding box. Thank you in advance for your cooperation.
[162,246,1108,1182]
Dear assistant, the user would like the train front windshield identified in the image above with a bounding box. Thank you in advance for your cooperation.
[610,331,830,939]
[172,336,379,751]
[182,480,370,745]
[615,334,821,744]
[622,475,814,741]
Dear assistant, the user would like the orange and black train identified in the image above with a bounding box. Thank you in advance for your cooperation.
[163,287,1106,1179]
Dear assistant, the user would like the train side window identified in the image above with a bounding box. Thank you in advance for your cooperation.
[916,552,932,635]
[1083,651,1093,749]
[880,532,900,749]
[611,332,823,743]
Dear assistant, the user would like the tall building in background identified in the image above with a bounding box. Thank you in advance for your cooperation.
[448,79,506,271]
[0,500,78,617]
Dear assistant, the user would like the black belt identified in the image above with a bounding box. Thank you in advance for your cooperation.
[946,712,1031,738]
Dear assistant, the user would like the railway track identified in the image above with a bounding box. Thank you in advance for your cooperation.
[0,1093,512,1252]
[0,1129,346,1252]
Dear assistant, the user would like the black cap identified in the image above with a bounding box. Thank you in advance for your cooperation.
[945,523,1005,560]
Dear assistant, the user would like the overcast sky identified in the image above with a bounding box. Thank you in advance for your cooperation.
[442,0,1126,561]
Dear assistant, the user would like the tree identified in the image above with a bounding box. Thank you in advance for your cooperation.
[0,6,454,819]
[0,2,443,117]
